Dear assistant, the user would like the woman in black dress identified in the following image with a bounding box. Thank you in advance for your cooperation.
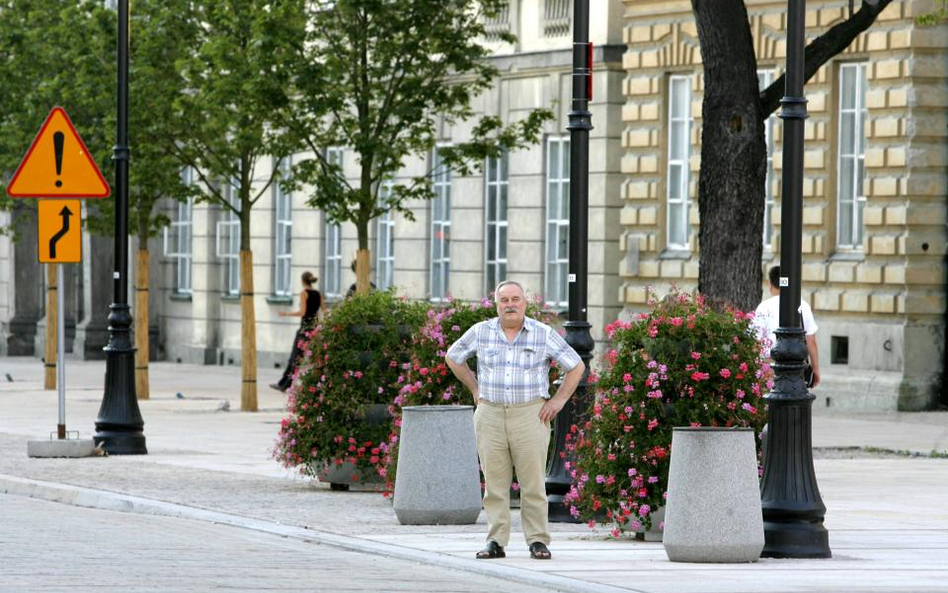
[271,271,327,392]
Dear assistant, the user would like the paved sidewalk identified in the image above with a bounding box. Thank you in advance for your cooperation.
[1,356,947,593]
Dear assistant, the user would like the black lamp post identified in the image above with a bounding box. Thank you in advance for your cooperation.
[546,0,593,523]
[94,0,147,455]
[758,0,829,557]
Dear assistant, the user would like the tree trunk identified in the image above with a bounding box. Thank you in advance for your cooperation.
[240,249,258,411]
[355,214,371,294]
[356,216,370,294]
[135,249,150,400]
[692,0,766,312]
[44,264,57,390]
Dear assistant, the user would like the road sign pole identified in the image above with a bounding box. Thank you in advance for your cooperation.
[57,263,65,439]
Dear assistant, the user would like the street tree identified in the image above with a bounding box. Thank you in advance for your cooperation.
[0,1,200,398]
[285,0,552,294]
[170,1,305,411]
[691,0,897,311]
[79,0,202,399]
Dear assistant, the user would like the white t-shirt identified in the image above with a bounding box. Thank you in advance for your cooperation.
[752,295,817,353]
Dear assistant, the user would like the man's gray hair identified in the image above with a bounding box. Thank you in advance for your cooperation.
[494,280,525,301]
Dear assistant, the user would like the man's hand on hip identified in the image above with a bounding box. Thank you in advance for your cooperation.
[539,396,566,423]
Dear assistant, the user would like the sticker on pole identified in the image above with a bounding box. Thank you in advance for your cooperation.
[37,200,82,263]
[779,277,789,287]
[5,107,111,199]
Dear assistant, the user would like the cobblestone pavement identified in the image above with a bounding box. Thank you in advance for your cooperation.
[0,493,558,593]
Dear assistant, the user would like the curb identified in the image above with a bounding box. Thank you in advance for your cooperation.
[0,473,639,593]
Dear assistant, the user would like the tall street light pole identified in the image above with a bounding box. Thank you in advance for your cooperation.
[94,0,147,455]
[547,0,593,522]
[759,0,829,557]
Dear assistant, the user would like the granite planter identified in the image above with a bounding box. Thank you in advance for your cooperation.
[393,406,482,525]
[663,427,764,563]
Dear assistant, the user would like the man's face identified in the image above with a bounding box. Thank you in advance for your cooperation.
[496,284,527,326]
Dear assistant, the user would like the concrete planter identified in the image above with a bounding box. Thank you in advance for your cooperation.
[393,406,482,525]
[663,427,764,563]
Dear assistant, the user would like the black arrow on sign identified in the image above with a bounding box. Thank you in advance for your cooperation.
[49,206,72,259]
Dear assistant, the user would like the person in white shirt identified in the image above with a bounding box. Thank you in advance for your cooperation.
[753,265,820,388]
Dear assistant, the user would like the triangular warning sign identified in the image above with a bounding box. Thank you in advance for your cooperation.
[5,106,110,199]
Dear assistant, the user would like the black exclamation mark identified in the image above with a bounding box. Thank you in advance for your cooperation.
[53,131,64,188]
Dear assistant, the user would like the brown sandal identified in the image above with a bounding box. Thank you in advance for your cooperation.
[476,541,506,559]
[529,542,551,560]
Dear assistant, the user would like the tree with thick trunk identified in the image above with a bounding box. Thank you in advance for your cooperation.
[692,0,895,311]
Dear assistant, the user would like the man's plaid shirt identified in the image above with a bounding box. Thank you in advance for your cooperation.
[447,316,581,405]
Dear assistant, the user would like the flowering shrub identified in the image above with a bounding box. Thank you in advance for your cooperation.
[273,290,426,483]
[564,291,769,537]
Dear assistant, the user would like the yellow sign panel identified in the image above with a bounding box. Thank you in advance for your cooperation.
[38,200,82,263]
[6,107,110,199]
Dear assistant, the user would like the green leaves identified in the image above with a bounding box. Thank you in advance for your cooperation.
[287,0,553,235]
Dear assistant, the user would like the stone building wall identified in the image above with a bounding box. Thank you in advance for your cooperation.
[618,0,947,409]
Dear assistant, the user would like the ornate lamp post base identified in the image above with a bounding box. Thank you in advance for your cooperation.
[94,305,147,455]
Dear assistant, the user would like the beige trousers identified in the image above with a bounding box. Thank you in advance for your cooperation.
[473,398,551,547]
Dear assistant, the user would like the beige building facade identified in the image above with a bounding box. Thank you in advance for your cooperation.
[618,0,947,409]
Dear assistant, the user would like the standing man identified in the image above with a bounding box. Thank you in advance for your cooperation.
[754,265,821,388]
[446,281,584,561]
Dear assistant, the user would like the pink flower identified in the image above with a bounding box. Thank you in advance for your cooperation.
[719,368,731,379]
[690,351,702,360]
[691,371,710,381]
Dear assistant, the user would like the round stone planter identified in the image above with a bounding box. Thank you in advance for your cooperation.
[393,406,482,525]
[663,427,764,563]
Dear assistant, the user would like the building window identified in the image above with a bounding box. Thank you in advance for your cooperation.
[482,0,511,42]
[324,220,342,297]
[666,75,692,250]
[430,147,451,301]
[273,157,292,297]
[164,167,194,295]
[324,148,344,297]
[542,0,571,37]
[485,150,508,293]
[758,69,777,248]
[545,137,570,308]
[376,179,395,290]
[216,177,241,296]
[837,62,867,250]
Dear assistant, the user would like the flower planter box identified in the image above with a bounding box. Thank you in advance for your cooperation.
[393,406,482,525]
[321,404,390,491]
[663,427,764,563]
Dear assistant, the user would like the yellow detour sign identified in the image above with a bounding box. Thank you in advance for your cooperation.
[37,200,82,263]
[5,107,110,199]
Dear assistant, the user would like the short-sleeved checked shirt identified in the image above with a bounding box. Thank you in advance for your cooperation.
[446,316,582,405]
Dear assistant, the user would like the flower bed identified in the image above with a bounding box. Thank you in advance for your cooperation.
[564,291,769,537]
[273,290,425,485]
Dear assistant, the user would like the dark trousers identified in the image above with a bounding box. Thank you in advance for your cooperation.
[277,325,309,390]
